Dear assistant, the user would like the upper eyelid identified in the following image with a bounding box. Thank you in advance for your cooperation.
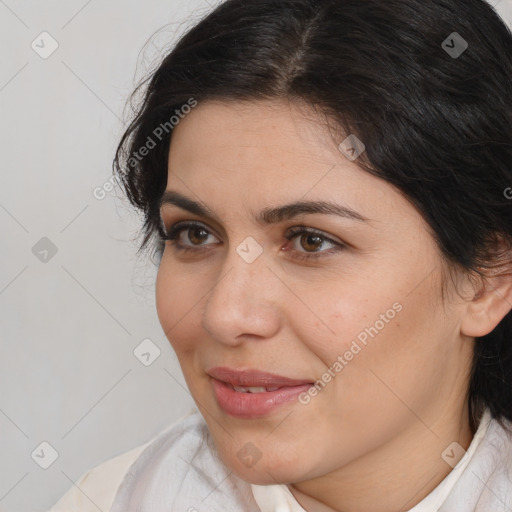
[165,220,221,239]
[160,215,216,232]
[286,225,344,245]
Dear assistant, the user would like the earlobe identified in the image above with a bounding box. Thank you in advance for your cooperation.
[461,266,512,338]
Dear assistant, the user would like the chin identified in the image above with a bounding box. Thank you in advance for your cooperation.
[219,450,311,486]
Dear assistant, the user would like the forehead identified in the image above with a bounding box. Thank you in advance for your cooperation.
[165,99,408,227]
[168,100,353,187]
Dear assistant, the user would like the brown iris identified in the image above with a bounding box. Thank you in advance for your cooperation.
[300,233,323,252]
[188,227,210,245]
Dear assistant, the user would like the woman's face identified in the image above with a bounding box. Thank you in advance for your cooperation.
[155,99,474,485]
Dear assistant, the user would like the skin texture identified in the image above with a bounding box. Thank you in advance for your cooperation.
[155,99,512,512]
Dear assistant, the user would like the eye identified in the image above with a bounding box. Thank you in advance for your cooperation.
[158,220,346,261]
[284,225,346,260]
[158,221,220,251]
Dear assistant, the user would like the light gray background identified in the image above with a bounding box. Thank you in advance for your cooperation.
[0,1,221,511]
[0,1,511,511]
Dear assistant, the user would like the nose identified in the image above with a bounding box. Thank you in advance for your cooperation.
[201,247,282,345]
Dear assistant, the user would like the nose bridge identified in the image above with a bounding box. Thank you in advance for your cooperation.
[202,241,280,342]
[216,234,273,299]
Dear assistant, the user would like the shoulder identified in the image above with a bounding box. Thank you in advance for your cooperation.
[47,409,199,512]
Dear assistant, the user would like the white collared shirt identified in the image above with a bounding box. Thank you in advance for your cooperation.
[49,406,512,512]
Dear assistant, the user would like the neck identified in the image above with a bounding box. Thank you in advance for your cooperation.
[288,403,475,512]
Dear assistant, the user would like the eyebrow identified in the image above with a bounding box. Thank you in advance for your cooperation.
[159,190,370,224]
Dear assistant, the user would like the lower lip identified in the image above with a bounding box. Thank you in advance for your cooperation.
[210,377,313,419]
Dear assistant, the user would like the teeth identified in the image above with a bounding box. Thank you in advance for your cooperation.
[232,385,280,393]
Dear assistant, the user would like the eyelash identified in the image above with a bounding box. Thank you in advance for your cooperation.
[157,221,346,261]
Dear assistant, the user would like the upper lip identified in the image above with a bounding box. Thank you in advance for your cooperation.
[207,366,313,387]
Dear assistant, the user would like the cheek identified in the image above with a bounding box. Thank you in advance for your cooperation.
[292,281,403,369]
[299,269,444,396]
[155,258,204,353]
[318,276,449,422]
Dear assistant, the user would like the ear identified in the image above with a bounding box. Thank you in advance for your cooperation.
[461,255,512,338]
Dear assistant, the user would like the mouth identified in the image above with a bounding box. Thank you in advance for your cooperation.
[207,366,315,418]
[227,383,282,393]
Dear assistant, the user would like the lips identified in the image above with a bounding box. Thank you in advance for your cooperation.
[207,366,313,388]
[208,368,315,418]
